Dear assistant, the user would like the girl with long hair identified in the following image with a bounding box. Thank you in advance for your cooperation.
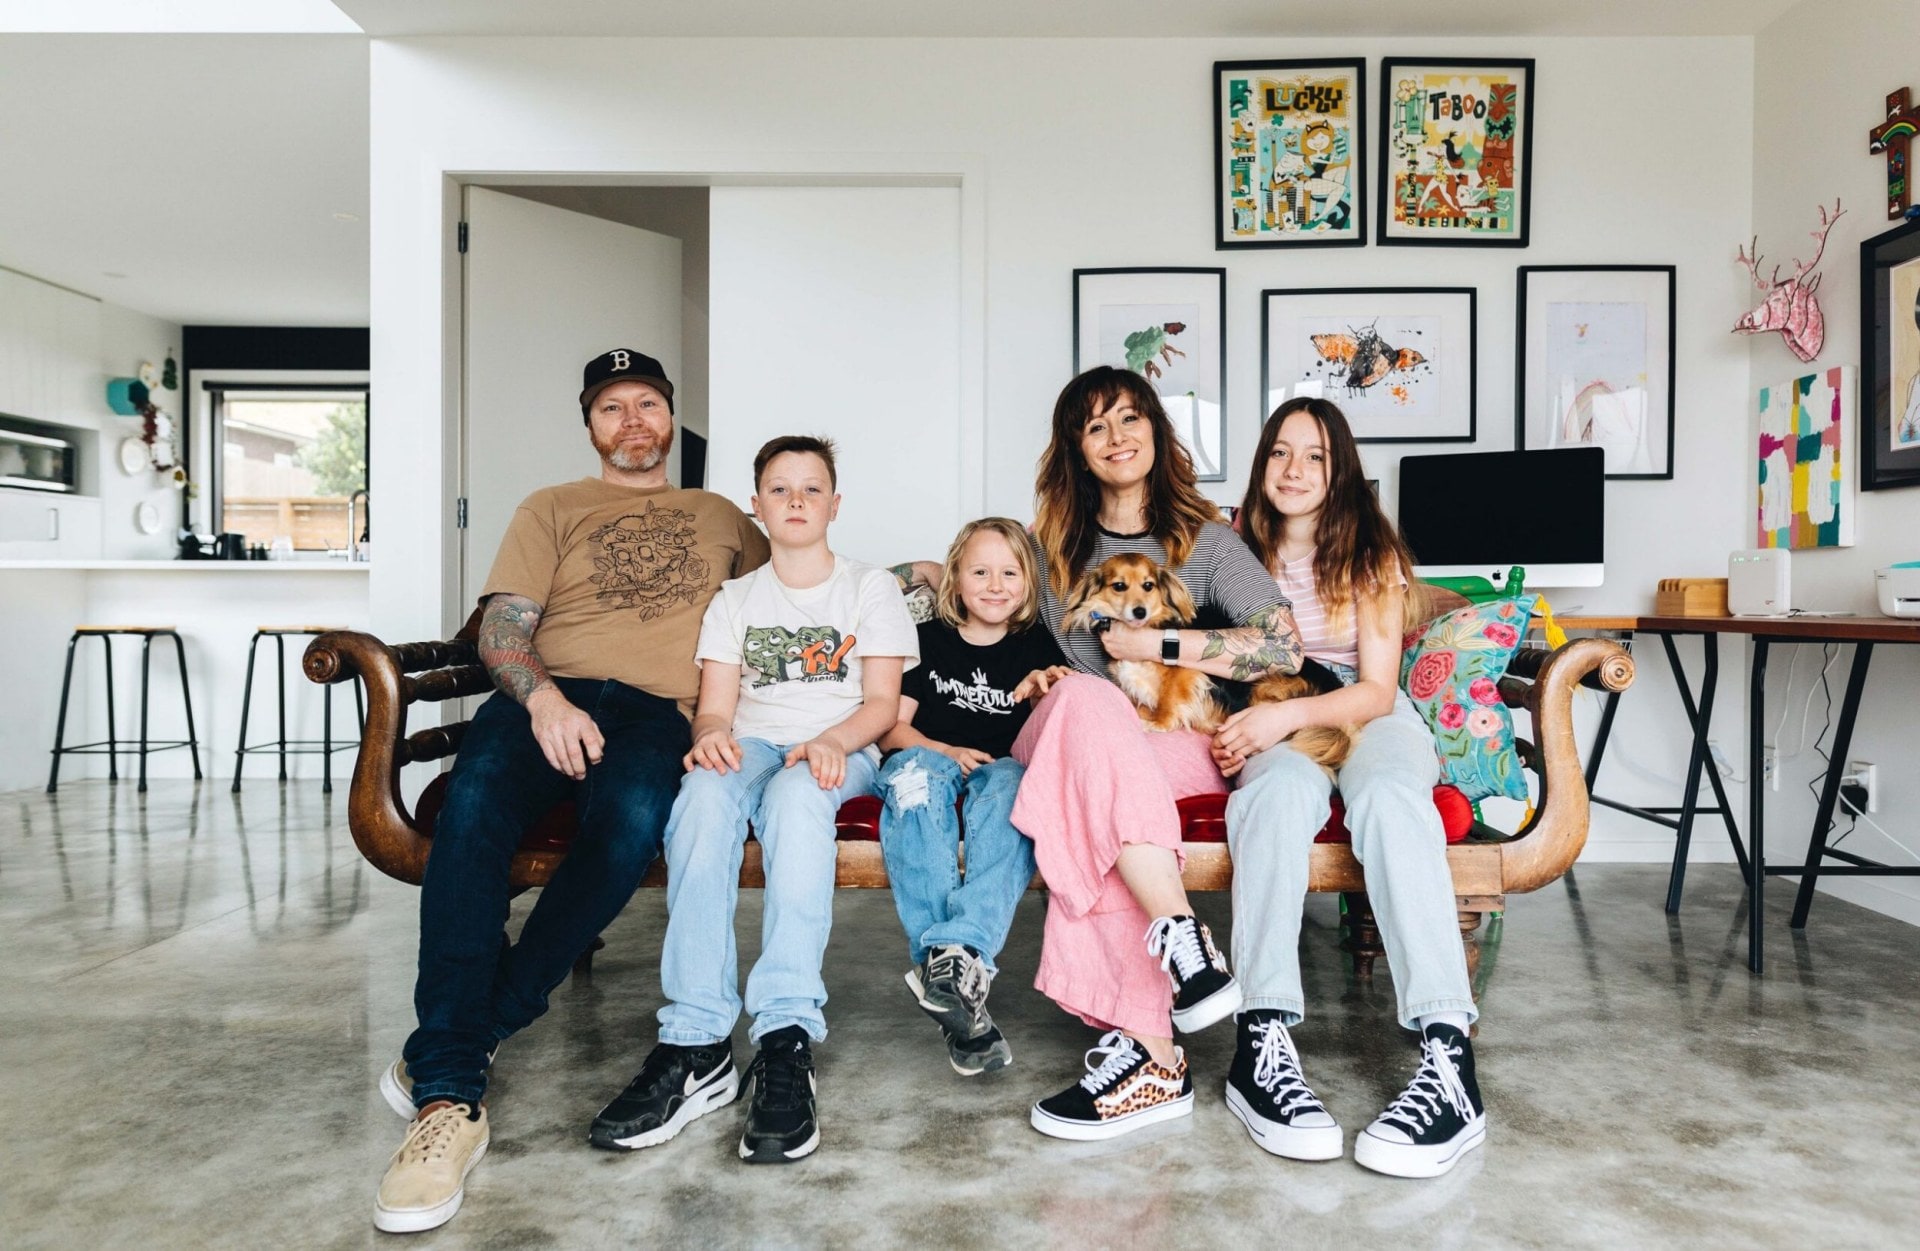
[1004,366,1304,1141]
[1215,396,1485,1179]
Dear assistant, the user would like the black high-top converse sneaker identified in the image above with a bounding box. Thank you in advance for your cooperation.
[1145,914,1241,1032]
[589,1040,739,1151]
[1030,1030,1194,1141]
[739,1026,820,1164]
[1225,1011,1343,1161]
[1354,1023,1486,1178]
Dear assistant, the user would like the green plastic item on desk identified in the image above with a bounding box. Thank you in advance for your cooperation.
[1424,565,1528,603]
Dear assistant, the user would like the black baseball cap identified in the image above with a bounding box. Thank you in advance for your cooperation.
[579,349,675,422]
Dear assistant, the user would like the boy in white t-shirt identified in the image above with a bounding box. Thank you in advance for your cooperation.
[589,435,919,1165]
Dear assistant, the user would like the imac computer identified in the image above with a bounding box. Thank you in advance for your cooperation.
[1397,446,1605,589]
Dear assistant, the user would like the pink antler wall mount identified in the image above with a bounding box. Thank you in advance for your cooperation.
[1733,199,1845,364]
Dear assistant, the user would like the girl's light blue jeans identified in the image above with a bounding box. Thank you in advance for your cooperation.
[656,736,878,1047]
[1224,694,1478,1030]
[876,747,1034,974]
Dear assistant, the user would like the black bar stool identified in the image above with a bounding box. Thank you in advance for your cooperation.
[47,626,203,794]
[232,627,366,793]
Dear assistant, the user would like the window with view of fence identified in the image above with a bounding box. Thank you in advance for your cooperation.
[213,388,368,550]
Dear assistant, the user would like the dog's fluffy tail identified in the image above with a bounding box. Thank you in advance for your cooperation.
[1287,724,1357,774]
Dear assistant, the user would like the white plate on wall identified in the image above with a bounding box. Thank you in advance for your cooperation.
[119,436,149,475]
[134,500,162,534]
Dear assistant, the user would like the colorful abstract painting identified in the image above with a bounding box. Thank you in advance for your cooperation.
[1215,60,1364,248]
[1379,59,1533,247]
[1757,366,1855,549]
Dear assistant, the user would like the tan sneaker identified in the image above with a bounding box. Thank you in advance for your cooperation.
[373,1103,490,1234]
[379,1059,415,1119]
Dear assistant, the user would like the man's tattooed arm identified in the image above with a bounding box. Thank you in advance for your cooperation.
[477,593,557,705]
[888,561,941,626]
[1195,604,1305,681]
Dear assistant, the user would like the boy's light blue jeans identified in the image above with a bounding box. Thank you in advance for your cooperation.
[1224,694,1478,1030]
[876,747,1034,974]
[657,736,878,1047]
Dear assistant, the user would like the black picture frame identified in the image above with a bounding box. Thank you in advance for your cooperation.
[1515,264,1676,480]
[1072,267,1230,481]
[1860,217,1920,491]
[1377,57,1535,248]
[1213,58,1367,250]
[1260,286,1477,444]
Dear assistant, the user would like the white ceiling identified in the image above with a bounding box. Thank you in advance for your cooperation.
[332,0,1800,39]
[0,35,368,326]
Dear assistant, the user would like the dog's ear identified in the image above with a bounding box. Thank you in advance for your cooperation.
[1061,568,1102,629]
[1161,568,1198,623]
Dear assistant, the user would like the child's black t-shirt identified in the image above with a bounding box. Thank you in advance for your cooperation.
[898,620,1068,760]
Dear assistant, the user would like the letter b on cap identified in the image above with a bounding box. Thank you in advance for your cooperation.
[610,350,631,371]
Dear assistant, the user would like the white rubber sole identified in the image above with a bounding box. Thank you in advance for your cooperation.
[1170,979,1243,1034]
[739,1124,820,1162]
[379,1061,414,1120]
[1224,1084,1343,1161]
[372,1137,489,1234]
[599,1063,741,1151]
[1029,1091,1194,1142]
[1353,1114,1487,1178]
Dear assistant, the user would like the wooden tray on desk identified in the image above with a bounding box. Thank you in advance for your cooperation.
[1655,578,1729,617]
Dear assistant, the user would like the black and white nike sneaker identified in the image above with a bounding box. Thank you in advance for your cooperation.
[1146,914,1241,1033]
[1224,1011,1343,1161]
[1029,1030,1194,1141]
[1354,1023,1487,1178]
[588,1040,740,1151]
[739,1026,820,1164]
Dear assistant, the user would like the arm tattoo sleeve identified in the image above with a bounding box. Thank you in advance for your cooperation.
[477,593,557,705]
[1199,604,1304,681]
[889,562,937,626]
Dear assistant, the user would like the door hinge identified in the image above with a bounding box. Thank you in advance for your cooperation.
[457,221,469,253]
[456,497,468,528]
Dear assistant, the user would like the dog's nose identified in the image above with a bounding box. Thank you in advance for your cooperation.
[1129,606,1149,620]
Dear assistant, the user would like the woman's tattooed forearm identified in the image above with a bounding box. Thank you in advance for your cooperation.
[478,594,556,705]
[889,562,937,625]
[1200,605,1304,680]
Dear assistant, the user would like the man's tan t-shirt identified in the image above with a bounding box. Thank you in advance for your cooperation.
[481,478,771,718]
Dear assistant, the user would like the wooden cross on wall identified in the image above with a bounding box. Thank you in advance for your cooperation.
[1869,86,1919,221]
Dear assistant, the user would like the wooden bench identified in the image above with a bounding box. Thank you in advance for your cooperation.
[304,606,1632,973]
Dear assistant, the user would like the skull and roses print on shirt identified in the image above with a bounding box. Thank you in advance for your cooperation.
[481,478,771,719]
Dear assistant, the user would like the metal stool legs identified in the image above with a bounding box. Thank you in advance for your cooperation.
[231,631,264,792]
[46,628,199,794]
[46,634,80,793]
[232,628,360,793]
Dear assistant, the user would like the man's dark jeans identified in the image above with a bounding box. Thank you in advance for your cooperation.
[403,677,689,1108]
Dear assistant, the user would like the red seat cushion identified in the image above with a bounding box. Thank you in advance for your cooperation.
[413,775,1471,857]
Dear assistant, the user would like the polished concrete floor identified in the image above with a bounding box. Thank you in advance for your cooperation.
[3,782,1918,1249]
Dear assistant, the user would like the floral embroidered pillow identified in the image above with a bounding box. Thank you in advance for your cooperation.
[1400,596,1536,802]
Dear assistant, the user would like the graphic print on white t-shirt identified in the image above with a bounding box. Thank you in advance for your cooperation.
[741,625,857,687]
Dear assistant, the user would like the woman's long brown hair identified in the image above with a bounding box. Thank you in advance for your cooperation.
[1237,397,1423,632]
[1033,366,1223,598]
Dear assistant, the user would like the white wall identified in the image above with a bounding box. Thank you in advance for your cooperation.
[1747,0,1920,924]
[369,35,1756,863]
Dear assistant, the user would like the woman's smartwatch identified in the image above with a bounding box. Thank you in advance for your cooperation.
[1161,628,1181,665]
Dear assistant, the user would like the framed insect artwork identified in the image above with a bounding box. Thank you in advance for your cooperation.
[1516,265,1675,480]
[1378,57,1534,247]
[1074,267,1229,480]
[1213,58,1366,249]
[1260,286,1476,443]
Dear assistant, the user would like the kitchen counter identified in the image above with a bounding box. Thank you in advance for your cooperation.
[0,559,371,571]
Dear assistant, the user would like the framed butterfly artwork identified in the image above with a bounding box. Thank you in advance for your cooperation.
[1260,286,1477,443]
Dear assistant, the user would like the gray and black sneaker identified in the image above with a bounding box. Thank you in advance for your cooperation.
[905,944,991,1038]
[739,1026,820,1164]
[588,1040,740,1151]
[946,1022,1013,1077]
[1354,1023,1487,1178]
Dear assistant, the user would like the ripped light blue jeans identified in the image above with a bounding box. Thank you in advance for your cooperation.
[1225,693,1477,1030]
[877,747,1034,974]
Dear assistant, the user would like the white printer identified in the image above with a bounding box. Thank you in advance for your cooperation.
[1875,563,1920,618]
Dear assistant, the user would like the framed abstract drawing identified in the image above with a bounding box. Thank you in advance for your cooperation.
[1073,267,1229,480]
[1757,367,1856,548]
[1516,265,1675,480]
[1260,286,1477,443]
[1377,57,1534,247]
[1214,58,1366,249]
[1860,217,1920,490]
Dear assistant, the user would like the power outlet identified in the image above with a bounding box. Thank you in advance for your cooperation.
[1763,743,1779,792]
[1845,760,1878,814]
